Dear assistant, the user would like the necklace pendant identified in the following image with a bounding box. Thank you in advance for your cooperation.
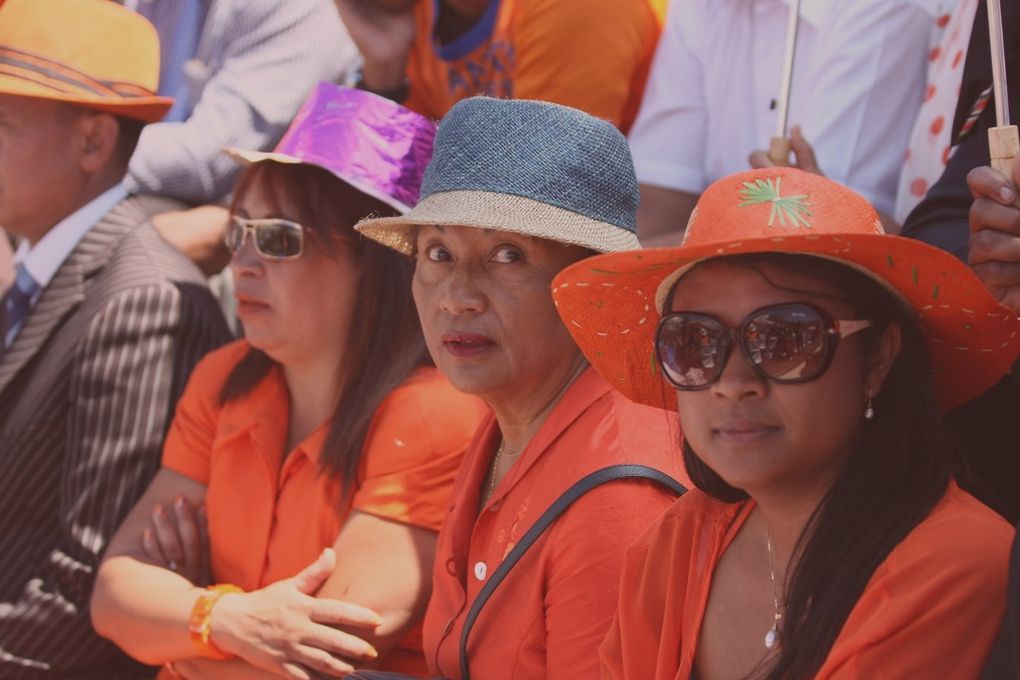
[764,625,779,650]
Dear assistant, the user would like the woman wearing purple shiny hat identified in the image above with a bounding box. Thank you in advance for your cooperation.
[91,83,488,679]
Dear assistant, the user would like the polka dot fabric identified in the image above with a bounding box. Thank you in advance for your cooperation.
[552,168,1020,413]
[894,0,978,223]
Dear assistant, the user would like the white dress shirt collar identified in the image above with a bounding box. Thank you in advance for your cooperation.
[14,183,129,292]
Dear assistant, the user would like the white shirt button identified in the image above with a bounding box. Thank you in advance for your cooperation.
[473,561,487,581]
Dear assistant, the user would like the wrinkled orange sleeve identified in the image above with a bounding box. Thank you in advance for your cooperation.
[511,0,661,131]
[161,341,247,484]
[353,373,487,531]
[817,499,1012,678]
[599,493,707,680]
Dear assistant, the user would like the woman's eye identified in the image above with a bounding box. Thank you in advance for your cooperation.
[424,244,451,262]
[491,247,522,264]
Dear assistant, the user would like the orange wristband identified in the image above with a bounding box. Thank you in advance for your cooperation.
[188,584,243,659]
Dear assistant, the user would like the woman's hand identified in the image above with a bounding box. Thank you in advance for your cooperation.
[749,126,824,175]
[141,495,211,587]
[333,0,417,90]
[208,548,383,679]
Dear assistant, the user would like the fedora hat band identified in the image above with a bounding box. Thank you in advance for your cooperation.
[0,46,155,100]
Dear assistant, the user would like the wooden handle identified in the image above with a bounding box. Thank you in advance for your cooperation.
[769,137,791,167]
[989,125,1019,182]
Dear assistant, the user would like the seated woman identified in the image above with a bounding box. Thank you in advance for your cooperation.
[354,96,688,679]
[552,168,1019,679]
[90,84,488,679]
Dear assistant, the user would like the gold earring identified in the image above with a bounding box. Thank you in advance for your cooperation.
[864,390,875,420]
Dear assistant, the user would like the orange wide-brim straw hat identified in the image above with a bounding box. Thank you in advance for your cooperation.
[552,168,1020,412]
[0,0,172,123]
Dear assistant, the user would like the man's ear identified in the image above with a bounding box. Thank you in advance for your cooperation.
[75,111,119,173]
[866,321,902,396]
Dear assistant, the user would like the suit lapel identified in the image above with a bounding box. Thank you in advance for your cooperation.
[0,198,144,396]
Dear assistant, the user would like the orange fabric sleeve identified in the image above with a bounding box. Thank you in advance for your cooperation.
[543,478,677,679]
[599,493,707,680]
[161,342,247,484]
[353,374,485,531]
[817,498,1012,678]
[510,0,660,130]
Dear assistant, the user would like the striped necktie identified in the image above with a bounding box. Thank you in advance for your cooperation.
[3,262,40,347]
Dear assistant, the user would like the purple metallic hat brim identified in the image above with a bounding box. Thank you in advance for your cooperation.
[225,83,436,214]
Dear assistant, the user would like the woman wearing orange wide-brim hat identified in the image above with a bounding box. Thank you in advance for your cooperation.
[553,167,1019,679]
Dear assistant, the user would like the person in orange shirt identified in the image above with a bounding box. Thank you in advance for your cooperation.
[333,0,665,133]
[355,96,687,680]
[90,85,488,679]
[552,167,1020,679]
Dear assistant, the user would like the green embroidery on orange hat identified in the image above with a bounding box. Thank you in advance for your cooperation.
[593,300,606,309]
[912,265,919,286]
[649,350,658,376]
[933,283,941,300]
[738,177,813,228]
[590,268,623,275]
[886,254,895,268]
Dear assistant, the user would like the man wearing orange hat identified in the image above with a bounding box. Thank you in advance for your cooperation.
[0,0,230,676]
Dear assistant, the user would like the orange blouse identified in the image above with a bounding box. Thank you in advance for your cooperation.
[600,481,1013,679]
[403,0,666,133]
[423,367,689,679]
[161,340,489,676]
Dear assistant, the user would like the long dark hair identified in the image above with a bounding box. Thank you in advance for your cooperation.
[675,254,955,679]
[220,162,430,489]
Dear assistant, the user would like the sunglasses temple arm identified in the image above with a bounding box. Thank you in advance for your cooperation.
[837,319,873,338]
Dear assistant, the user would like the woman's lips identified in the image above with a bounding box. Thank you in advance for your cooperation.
[714,421,781,445]
[235,295,270,314]
[442,332,496,358]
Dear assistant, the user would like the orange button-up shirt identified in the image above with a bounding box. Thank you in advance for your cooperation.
[161,340,489,675]
[403,0,667,133]
[423,367,688,679]
[600,482,1013,679]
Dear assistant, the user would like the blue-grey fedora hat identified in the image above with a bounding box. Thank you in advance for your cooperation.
[355,96,641,253]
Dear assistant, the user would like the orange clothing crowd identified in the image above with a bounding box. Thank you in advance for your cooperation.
[0,1,1018,680]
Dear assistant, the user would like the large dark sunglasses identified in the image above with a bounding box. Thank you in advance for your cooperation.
[655,302,872,390]
[225,216,304,261]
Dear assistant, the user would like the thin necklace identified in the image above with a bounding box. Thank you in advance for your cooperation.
[483,438,522,505]
[764,526,782,650]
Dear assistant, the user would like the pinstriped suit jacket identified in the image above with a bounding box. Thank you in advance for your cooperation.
[0,195,231,678]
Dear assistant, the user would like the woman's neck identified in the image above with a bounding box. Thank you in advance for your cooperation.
[751,482,832,574]
[282,350,344,452]
[488,351,588,455]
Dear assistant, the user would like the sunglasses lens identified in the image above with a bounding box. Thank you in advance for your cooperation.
[656,315,729,389]
[744,305,831,382]
[225,219,245,252]
[255,220,303,259]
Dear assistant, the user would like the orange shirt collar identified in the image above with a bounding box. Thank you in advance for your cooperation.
[217,361,331,469]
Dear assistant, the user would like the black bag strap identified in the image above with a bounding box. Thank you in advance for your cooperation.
[458,464,686,680]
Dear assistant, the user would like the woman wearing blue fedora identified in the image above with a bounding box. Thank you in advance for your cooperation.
[355,96,688,680]
[91,84,488,679]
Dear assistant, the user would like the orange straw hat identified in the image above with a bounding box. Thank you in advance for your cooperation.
[552,168,1020,412]
[0,0,172,122]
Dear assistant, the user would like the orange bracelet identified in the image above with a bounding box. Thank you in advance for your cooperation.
[188,584,243,659]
